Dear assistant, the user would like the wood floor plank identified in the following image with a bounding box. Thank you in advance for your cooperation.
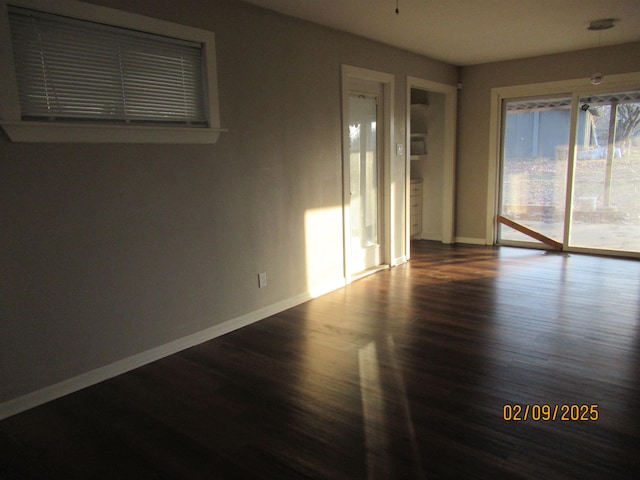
[1,241,639,479]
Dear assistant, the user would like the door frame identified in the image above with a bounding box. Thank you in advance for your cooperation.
[405,76,458,254]
[341,65,394,282]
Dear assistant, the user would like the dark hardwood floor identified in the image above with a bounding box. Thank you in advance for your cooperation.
[1,241,639,479]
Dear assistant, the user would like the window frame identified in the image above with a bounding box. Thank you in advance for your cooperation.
[0,0,224,143]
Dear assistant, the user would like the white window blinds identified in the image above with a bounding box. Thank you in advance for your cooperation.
[8,6,208,126]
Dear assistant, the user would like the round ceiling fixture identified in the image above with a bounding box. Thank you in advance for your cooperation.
[588,18,616,31]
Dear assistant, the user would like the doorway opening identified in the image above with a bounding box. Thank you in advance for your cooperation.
[405,77,457,258]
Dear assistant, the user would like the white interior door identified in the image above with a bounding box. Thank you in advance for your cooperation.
[345,80,384,276]
[343,72,388,281]
[342,65,396,280]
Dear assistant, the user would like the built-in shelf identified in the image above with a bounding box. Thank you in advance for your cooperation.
[410,104,429,159]
[410,132,428,159]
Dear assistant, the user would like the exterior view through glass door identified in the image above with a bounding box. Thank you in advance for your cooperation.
[499,96,571,247]
[570,92,640,252]
[348,91,382,273]
[498,90,640,255]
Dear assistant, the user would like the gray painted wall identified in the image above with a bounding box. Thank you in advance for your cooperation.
[0,0,457,405]
[4,0,638,410]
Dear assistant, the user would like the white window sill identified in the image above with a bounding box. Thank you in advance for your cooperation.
[1,121,226,144]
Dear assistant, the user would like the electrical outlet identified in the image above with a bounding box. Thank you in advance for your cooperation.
[258,272,267,288]
[396,143,404,156]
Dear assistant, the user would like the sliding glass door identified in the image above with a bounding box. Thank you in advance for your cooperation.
[498,90,640,256]
[498,97,571,246]
[570,93,640,252]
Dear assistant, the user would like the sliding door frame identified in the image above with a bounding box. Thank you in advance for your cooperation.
[488,72,640,257]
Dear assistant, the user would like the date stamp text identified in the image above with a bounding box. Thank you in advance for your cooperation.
[503,404,599,421]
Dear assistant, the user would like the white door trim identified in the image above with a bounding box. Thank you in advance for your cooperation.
[341,65,394,282]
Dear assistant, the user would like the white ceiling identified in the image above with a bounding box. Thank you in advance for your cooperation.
[241,0,640,66]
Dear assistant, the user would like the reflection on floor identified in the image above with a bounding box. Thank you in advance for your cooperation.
[359,335,424,479]
[1,241,639,479]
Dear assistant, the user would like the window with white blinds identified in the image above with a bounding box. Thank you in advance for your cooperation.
[8,6,207,126]
[0,0,222,143]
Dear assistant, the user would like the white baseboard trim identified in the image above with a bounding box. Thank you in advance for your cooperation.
[0,281,345,421]
[454,236,488,245]
[392,255,407,266]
